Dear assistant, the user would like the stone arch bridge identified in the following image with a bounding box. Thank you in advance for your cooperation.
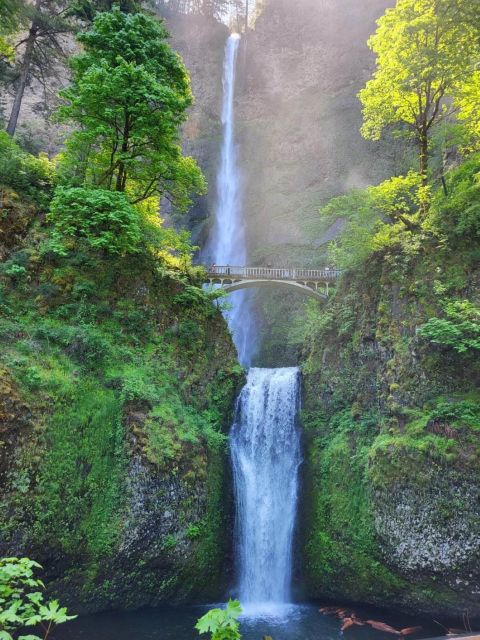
[204,266,341,300]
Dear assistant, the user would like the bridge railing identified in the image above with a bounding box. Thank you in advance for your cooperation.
[206,266,341,281]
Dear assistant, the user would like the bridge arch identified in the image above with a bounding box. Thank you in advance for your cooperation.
[221,279,327,301]
[204,265,340,300]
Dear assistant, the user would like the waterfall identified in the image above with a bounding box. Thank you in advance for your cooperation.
[208,35,302,615]
[207,33,255,366]
[231,368,302,615]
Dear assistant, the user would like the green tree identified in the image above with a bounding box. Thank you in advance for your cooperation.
[67,0,144,22]
[456,70,480,150]
[0,0,25,63]
[47,187,142,255]
[57,7,205,209]
[358,0,480,184]
[5,0,74,136]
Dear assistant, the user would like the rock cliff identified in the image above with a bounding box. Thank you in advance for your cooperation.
[301,210,480,616]
[0,211,242,611]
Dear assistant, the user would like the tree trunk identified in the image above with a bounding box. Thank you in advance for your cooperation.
[419,131,429,186]
[115,113,130,192]
[244,0,249,33]
[6,26,36,136]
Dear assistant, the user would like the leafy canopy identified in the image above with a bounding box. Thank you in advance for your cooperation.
[358,0,480,176]
[0,131,54,206]
[321,171,428,269]
[0,0,25,61]
[424,152,480,240]
[68,0,144,22]
[456,70,480,151]
[195,600,242,640]
[57,7,205,209]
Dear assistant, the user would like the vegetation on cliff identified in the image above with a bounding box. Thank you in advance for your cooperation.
[0,2,242,613]
[301,0,480,618]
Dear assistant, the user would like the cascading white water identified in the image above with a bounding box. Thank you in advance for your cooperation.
[210,33,243,265]
[231,368,302,614]
[209,35,302,615]
[207,33,255,366]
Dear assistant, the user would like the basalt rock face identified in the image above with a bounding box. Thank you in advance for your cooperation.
[237,0,397,253]
[232,0,402,365]
[301,254,480,618]
[160,13,228,248]
[374,472,480,589]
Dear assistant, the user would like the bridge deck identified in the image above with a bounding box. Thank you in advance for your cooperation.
[206,266,340,281]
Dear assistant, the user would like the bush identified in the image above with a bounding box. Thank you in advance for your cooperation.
[418,299,480,353]
[0,557,76,640]
[0,131,54,206]
[195,600,242,640]
[426,154,480,239]
[47,187,142,255]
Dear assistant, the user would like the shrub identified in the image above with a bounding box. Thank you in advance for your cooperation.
[47,187,142,255]
[195,600,242,640]
[418,299,480,353]
[0,131,54,206]
[425,154,480,239]
[0,556,76,640]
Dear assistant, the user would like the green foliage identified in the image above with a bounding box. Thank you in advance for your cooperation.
[320,189,379,269]
[429,398,480,428]
[0,0,25,62]
[358,0,480,175]
[186,524,201,539]
[0,557,76,640]
[195,600,242,640]
[321,172,427,269]
[47,187,142,255]
[34,385,125,556]
[68,0,143,22]
[456,70,480,151]
[418,299,480,353]
[0,234,241,605]
[0,132,54,206]
[57,7,206,208]
[425,153,480,240]
[370,171,429,225]
[303,410,405,600]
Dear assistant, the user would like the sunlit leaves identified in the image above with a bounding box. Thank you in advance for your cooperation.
[320,172,429,269]
[195,600,243,640]
[456,70,480,151]
[358,0,480,172]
